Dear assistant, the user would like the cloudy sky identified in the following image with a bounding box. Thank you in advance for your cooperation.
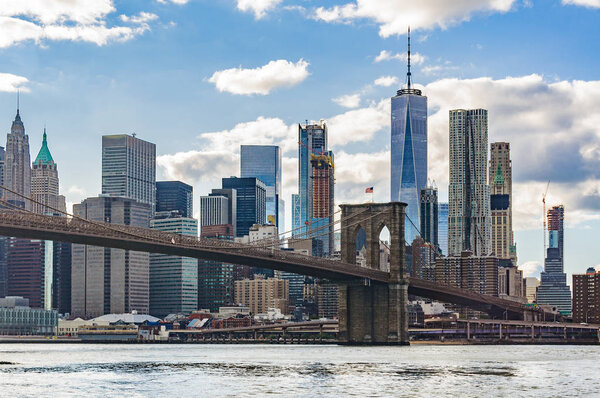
[0,0,598,281]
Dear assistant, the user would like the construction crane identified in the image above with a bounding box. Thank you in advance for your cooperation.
[542,181,550,257]
[298,140,334,168]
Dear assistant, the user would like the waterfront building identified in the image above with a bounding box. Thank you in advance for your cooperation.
[234,275,289,315]
[71,196,151,318]
[156,181,193,218]
[102,134,156,211]
[149,212,198,317]
[537,205,571,314]
[489,142,516,262]
[0,296,57,335]
[222,177,266,238]
[391,30,428,244]
[420,186,438,249]
[317,281,338,319]
[524,277,540,303]
[448,109,492,257]
[572,268,600,324]
[198,225,235,312]
[438,203,449,256]
[434,251,499,297]
[295,121,335,257]
[241,145,284,229]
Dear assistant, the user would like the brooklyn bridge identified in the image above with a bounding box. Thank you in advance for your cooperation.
[0,201,547,345]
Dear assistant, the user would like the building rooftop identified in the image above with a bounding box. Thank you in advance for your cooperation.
[91,312,161,324]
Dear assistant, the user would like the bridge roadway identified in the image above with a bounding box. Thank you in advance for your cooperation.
[0,211,536,319]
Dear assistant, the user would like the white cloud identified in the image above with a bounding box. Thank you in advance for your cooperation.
[333,94,361,108]
[208,59,310,95]
[0,73,29,92]
[519,261,543,278]
[334,150,391,204]
[0,0,156,48]
[374,76,398,87]
[374,50,425,64]
[157,0,190,4]
[237,0,282,19]
[562,0,600,7]
[327,99,390,147]
[421,63,459,76]
[313,0,517,37]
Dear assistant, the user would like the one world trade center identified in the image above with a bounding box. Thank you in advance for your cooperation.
[391,27,428,244]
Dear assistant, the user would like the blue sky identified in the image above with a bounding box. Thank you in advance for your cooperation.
[0,0,599,282]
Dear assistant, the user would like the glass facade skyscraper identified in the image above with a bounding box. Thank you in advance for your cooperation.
[156,181,193,218]
[222,177,266,238]
[438,203,449,256]
[240,145,284,229]
[419,186,438,249]
[390,33,428,245]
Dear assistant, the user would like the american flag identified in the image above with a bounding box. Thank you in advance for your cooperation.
[365,187,374,193]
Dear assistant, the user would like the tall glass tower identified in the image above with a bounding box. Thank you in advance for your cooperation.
[391,28,428,244]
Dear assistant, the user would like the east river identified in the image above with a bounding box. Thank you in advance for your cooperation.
[1,344,599,397]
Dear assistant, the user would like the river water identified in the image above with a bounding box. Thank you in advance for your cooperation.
[0,344,598,397]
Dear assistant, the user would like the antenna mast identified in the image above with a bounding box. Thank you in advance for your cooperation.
[407,26,412,90]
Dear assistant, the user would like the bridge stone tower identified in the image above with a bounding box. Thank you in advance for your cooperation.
[338,202,409,345]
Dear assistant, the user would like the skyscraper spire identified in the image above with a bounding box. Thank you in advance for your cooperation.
[407,26,412,90]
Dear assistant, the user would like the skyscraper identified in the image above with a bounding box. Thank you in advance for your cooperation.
[241,145,284,229]
[419,186,438,249]
[31,129,66,215]
[572,268,600,324]
[71,196,151,318]
[448,109,492,257]
[198,227,234,312]
[102,134,156,211]
[206,188,237,236]
[537,205,571,314]
[222,177,266,238]
[391,29,428,244]
[3,108,31,209]
[489,142,516,262]
[295,122,335,256]
[438,203,449,256]
[200,195,230,230]
[150,212,198,317]
[156,181,193,218]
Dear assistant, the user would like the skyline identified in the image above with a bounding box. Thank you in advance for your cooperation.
[0,1,599,281]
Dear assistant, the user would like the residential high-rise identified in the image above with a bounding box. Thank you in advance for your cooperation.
[3,108,31,209]
[198,226,234,312]
[150,212,198,317]
[234,275,289,315]
[295,122,335,256]
[448,109,492,257]
[71,196,151,318]
[420,186,438,249]
[391,29,428,244]
[411,237,436,281]
[102,134,156,211]
[489,142,516,262]
[438,203,449,256]
[434,251,499,297]
[156,181,193,218]
[537,205,571,314]
[222,177,266,238]
[241,145,284,229]
[572,268,600,324]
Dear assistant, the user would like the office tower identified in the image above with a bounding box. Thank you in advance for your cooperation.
[420,186,438,248]
[6,239,46,308]
[102,134,156,211]
[498,259,524,300]
[52,241,71,314]
[317,281,338,319]
[0,146,5,297]
[448,109,492,257]
[198,226,234,311]
[438,203,449,256]
[241,145,284,228]
[291,194,300,234]
[31,129,66,215]
[222,177,266,238]
[489,142,516,262]
[71,196,151,318]
[524,277,540,303]
[434,251,499,297]
[296,121,335,256]
[572,268,600,323]
[150,212,198,317]
[156,181,193,218]
[274,270,305,308]
[234,275,289,315]
[391,29,428,244]
[199,195,229,229]
[206,188,237,235]
[3,108,31,209]
[537,205,571,314]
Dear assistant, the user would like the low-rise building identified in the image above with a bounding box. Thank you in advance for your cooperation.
[0,296,58,336]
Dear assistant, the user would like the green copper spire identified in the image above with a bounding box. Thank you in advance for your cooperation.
[34,128,54,165]
[494,163,504,185]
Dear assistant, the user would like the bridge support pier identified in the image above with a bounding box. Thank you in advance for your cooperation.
[338,202,409,345]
